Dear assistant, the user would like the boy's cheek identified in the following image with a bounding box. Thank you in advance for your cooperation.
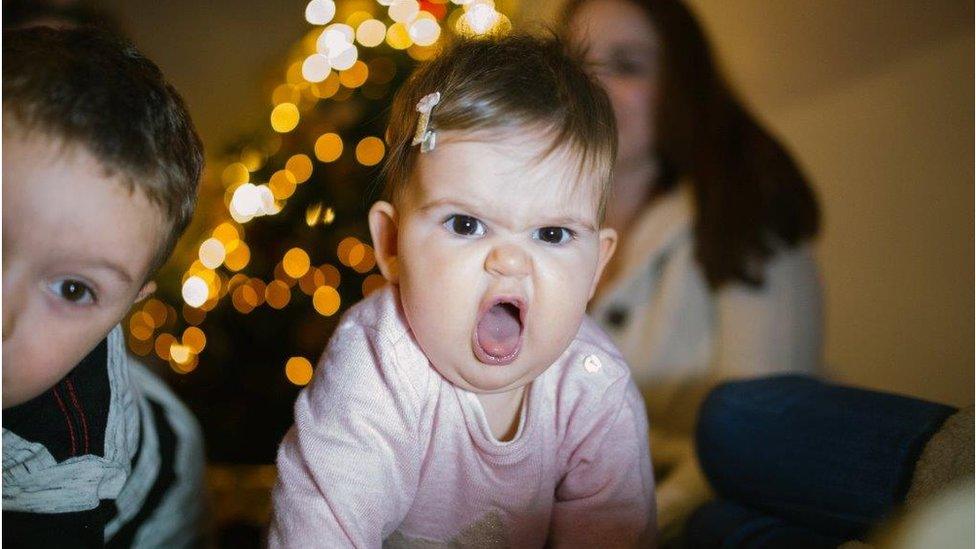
[1,316,116,408]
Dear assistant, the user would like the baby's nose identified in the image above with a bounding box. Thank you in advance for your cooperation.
[485,243,531,278]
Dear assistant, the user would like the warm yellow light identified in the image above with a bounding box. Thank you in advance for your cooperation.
[240,147,265,171]
[269,169,298,199]
[337,236,360,266]
[356,19,386,47]
[306,203,323,226]
[298,267,326,295]
[283,248,311,279]
[272,83,302,106]
[183,326,207,353]
[386,22,413,50]
[305,0,336,25]
[407,44,437,61]
[362,273,387,297]
[274,263,299,287]
[347,243,366,267]
[182,304,206,326]
[339,60,369,88]
[222,163,250,186]
[314,133,343,163]
[170,343,192,365]
[246,279,267,306]
[142,299,168,328]
[271,103,300,133]
[129,311,155,341]
[313,285,341,316]
[322,207,336,225]
[198,238,226,270]
[171,352,198,374]
[285,61,305,86]
[212,222,239,244]
[285,357,314,386]
[285,154,314,183]
[224,240,250,271]
[352,244,377,273]
[182,276,208,308]
[302,53,332,83]
[232,285,256,314]
[311,72,341,99]
[265,280,292,309]
[345,10,372,28]
[321,263,341,288]
[355,136,385,166]
[155,333,176,360]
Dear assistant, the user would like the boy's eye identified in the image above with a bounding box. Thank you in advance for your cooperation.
[49,279,96,305]
[533,227,574,245]
[443,214,486,237]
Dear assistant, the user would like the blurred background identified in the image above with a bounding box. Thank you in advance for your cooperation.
[5,0,973,543]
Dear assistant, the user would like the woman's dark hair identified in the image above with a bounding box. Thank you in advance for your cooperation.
[563,0,820,288]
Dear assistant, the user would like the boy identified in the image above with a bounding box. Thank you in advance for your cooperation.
[3,27,206,547]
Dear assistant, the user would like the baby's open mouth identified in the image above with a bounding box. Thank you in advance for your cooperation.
[472,297,524,365]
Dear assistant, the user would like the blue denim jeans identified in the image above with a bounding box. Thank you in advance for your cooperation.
[688,375,955,548]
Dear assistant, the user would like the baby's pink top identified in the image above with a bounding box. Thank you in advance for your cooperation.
[269,285,655,548]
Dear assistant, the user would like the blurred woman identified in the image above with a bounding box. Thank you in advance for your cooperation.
[563,0,823,537]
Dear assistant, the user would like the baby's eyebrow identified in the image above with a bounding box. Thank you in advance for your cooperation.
[541,216,596,233]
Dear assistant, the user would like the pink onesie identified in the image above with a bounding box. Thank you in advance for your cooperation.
[269,285,655,547]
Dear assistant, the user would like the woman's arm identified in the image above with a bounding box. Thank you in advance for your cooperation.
[712,244,823,379]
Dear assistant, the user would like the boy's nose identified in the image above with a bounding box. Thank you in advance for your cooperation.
[485,243,531,278]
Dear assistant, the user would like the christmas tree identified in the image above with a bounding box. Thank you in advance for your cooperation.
[123,0,515,463]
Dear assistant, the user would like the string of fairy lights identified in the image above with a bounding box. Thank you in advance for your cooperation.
[124,0,513,386]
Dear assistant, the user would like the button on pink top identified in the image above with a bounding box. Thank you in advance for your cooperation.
[269,285,656,548]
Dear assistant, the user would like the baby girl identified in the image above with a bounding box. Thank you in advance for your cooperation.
[270,34,655,548]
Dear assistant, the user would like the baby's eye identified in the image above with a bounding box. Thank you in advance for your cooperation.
[443,214,486,238]
[48,279,96,305]
[533,227,574,245]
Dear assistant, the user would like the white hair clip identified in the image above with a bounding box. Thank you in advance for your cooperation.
[411,91,441,153]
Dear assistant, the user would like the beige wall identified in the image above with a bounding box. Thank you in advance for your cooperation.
[533,1,974,406]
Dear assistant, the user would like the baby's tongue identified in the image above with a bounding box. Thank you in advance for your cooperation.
[476,304,521,358]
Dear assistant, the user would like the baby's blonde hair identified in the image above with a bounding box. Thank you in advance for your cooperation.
[382,33,617,221]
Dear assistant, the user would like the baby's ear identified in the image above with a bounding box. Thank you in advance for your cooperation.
[368,201,400,284]
[589,227,618,300]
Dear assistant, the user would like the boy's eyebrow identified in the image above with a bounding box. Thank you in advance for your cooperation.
[88,259,136,285]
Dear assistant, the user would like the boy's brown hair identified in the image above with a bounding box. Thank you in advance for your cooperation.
[3,27,204,275]
[382,33,617,220]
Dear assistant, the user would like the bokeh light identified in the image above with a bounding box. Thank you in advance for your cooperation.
[362,273,386,297]
[269,169,298,199]
[314,133,343,163]
[313,285,341,316]
[199,238,226,270]
[265,280,292,309]
[183,326,207,353]
[182,276,209,308]
[304,0,336,25]
[356,19,386,47]
[355,136,385,166]
[302,53,332,83]
[386,22,412,49]
[286,154,314,183]
[270,103,300,133]
[282,248,311,279]
[285,357,314,386]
